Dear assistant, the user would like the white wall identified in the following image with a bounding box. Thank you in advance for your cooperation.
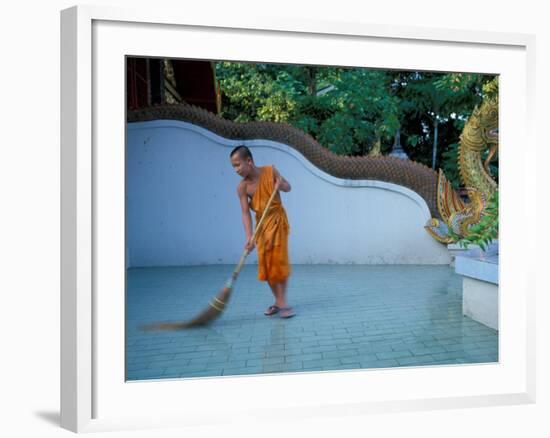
[126,120,450,267]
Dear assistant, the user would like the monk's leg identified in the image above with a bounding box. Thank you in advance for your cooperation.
[267,279,279,304]
[276,278,294,317]
[263,279,281,315]
[279,278,288,308]
[265,278,293,316]
[272,278,289,308]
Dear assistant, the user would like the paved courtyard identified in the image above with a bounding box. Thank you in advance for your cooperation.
[126,264,498,381]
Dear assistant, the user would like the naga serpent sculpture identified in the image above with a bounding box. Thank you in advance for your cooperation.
[424,97,499,243]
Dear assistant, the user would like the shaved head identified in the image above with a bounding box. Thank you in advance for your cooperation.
[230,145,253,161]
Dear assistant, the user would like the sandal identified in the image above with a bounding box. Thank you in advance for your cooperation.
[264,305,280,316]
[279,307,296,318]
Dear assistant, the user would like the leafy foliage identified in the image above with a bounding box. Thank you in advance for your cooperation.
[450,190,499,251]
[214,62,497,184]
[441,142,462,189]
[397,71,496,170]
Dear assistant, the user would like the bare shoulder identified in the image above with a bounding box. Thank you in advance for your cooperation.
[236,180,247,196]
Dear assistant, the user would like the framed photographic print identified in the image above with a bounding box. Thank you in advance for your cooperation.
[61,4,536,433]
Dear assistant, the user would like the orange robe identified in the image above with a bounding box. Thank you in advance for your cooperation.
[250,165,291,283]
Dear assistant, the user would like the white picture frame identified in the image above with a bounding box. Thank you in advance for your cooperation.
[60,4,536,433]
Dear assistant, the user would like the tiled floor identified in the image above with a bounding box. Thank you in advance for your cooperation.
[126,264,498,381]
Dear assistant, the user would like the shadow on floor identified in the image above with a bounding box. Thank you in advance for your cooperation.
[34,411,60,427]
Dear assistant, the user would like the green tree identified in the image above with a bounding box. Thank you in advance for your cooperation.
[216,62,400,156]
[215,62,300,122]
[214,61,497,180]
[318,68,400,156]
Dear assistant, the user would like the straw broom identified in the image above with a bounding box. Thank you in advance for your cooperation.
[141,186,279,331]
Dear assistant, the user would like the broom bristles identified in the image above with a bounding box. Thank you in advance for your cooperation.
[140,284,233,331]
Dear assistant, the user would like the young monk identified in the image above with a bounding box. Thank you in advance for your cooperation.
[229,145,295,318]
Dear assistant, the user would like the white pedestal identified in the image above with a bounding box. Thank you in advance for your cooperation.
[454,242,498,330]
[462,277,498,330]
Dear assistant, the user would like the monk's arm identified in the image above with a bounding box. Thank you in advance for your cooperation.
[273,166,291,192]
[237,183,253,240]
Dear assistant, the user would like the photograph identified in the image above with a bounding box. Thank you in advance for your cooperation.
[124,57,499,381]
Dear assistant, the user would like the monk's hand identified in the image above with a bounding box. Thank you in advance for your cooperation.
[274,175,282,191]
[245,236,255,253]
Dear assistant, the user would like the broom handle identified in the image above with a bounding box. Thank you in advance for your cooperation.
[232,187,279,276]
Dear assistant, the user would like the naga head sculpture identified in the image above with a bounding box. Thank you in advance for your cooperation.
[460,96,499,152]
